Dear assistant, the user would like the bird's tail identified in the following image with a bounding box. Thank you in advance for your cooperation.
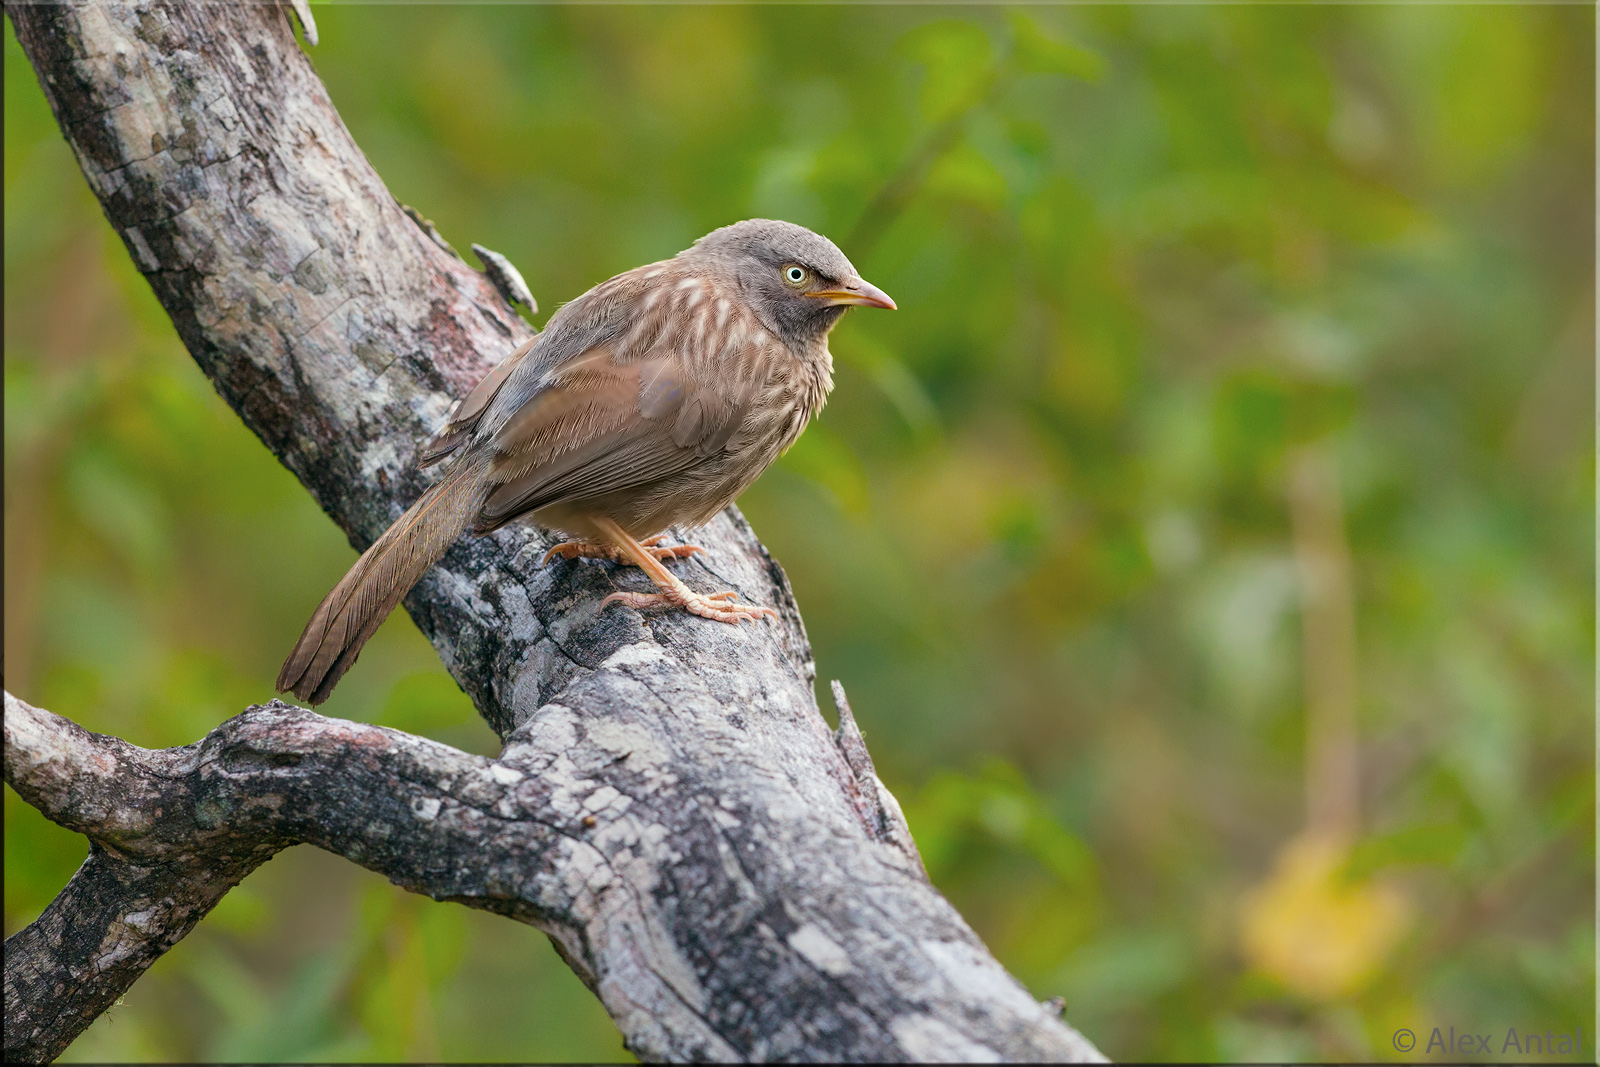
[277,460,489,705]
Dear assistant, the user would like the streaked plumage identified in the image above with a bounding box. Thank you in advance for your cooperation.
[278,219,894,704]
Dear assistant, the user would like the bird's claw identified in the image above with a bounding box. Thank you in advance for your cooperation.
[543,535,704,567]
[644,542,705,561]
[602,587,776,624]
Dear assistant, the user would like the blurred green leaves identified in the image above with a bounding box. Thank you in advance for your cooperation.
[1009,13,1107,84]
[910,758,1097,893]
[903,20,995,124]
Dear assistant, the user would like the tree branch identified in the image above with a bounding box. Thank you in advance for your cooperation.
[3,690,502,1064]
[4,2,1105,1062]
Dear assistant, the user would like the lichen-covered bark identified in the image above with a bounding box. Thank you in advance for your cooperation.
[3,2,1105,1063]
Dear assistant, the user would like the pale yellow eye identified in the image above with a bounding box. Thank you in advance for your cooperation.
[783,265,809,288]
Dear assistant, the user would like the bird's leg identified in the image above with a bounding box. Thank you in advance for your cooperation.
[589,516,775,624]
[542,533,703,567]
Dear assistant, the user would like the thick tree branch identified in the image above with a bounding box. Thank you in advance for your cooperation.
[4,2,1105,1062]
[4,690,478,1064]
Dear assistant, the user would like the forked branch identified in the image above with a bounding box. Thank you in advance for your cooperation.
[4,1,1104,1062]
[3,691,533,1064]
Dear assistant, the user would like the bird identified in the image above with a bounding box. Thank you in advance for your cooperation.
[277,219,895,705]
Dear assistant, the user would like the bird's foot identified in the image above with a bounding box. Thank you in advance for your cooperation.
[542,534,703,567]
[602,586,777,624]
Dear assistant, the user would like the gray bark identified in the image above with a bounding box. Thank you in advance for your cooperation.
[2,2,1105,1063]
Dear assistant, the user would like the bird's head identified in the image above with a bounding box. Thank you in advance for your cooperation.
[686,219,895,349]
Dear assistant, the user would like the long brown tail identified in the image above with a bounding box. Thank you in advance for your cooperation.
[277,460,489,705]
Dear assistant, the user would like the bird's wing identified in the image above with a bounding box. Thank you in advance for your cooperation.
[417,335,538,468]
[474,343,757,531]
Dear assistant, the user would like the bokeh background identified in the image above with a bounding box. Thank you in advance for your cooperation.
[5,4,1594,1062]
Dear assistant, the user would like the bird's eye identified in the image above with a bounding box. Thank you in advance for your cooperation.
[783,265,808,287]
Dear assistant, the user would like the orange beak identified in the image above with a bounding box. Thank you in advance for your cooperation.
[808,277,897,310]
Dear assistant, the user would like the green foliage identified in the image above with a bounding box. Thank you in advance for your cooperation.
[5,4,1592,1062]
